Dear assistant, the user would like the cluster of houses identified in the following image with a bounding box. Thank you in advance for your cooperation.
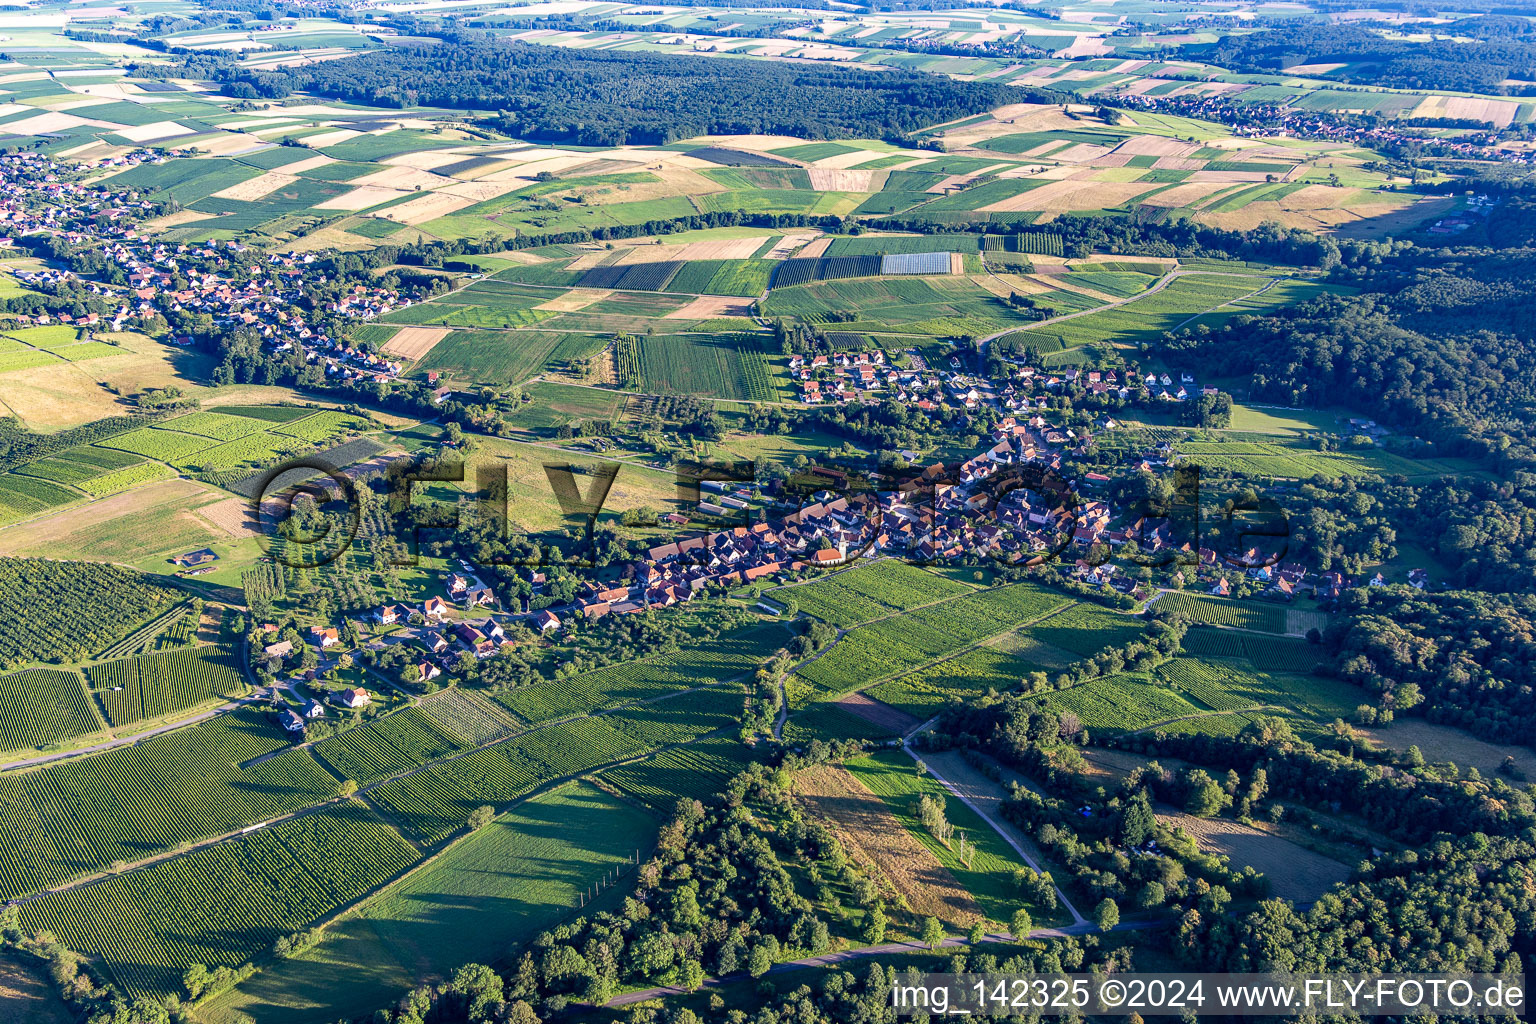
[1004,365,1216,407]
[0,152,423,380]
[1115,92,1534,166]
[0,151,161,250]
[791,344,1216,415]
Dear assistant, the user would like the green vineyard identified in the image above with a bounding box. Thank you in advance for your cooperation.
[311,707,473,786]
[0,668,103,752]
[491,623,783,724]
[86,647,248,727]
[604,736,755,809]
[0,711,338,902]
[18,802,419,998]
[796,582,1074,695]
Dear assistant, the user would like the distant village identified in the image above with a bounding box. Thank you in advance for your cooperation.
[0,150,423,385]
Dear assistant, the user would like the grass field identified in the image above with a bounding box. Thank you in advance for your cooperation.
[1175,439,1442,479]
[846,749,1036,925]
[1018,273,1270,352]
[206,782,655,1024]
[501,380,627,434]
[414,329,602,385]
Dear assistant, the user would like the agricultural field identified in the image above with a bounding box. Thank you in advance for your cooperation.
[1016,272,1274,353]
[418,688,520,746]
[1029,670,1207,735]
[1174,439,1446,480]
[1155,592,1289,633]
[414,329,604,385]
[0,669,103,754]
[868,639,1068,719]
[310,706,473,786]
[779,559,974,628]
[500,380,628,435]
[492,622,786,724]
[86,647,248,728]
[617,332,780,402]
[0,557,181,670]
[604,735,756,809]
[17,801,419,999]
[0,9,1526,1020]
[845,750,1043,925]
[207,782,655,1024]
[796,582,1074,697]
[763,275,1093,337]
[370,685,744,842]
[0,711,338,902]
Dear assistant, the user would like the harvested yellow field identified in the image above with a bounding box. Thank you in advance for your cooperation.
[1410,93,1519,129]
[807,167,881,191]
[810,148,886,170]
[478,153,595,181]
[972,272,1050,298]
[279,154,336,175]
[1191,168,1273,183]
[352,165,451,191]
[764,231,816,259]
[664,294,754,319]
[381,192,474,225]
[211,171,298,202]
[1050,142,1117,163]
[566,249,615,271]
[983,178,1158,213]
[304,128,364,148]
[798,236,833,259]
[8,111,93,135]
[380,149,472,171]
[436,179,521,202]
[0,478,226,562]
[795,764,980,925]
[382,326,450,360]
[1111,135,1199,158]
[315,185,411,212]
[113,122,196,144]
[186,132,267,157]
[1138,181,1232,208]
[535,288,610,312]
[614,235,765,264]
[196,497,261,540]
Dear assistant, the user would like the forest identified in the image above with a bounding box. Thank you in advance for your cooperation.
[1154,245,1536,472]
[1178,17,1536,94]
[213,39,1013,145]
